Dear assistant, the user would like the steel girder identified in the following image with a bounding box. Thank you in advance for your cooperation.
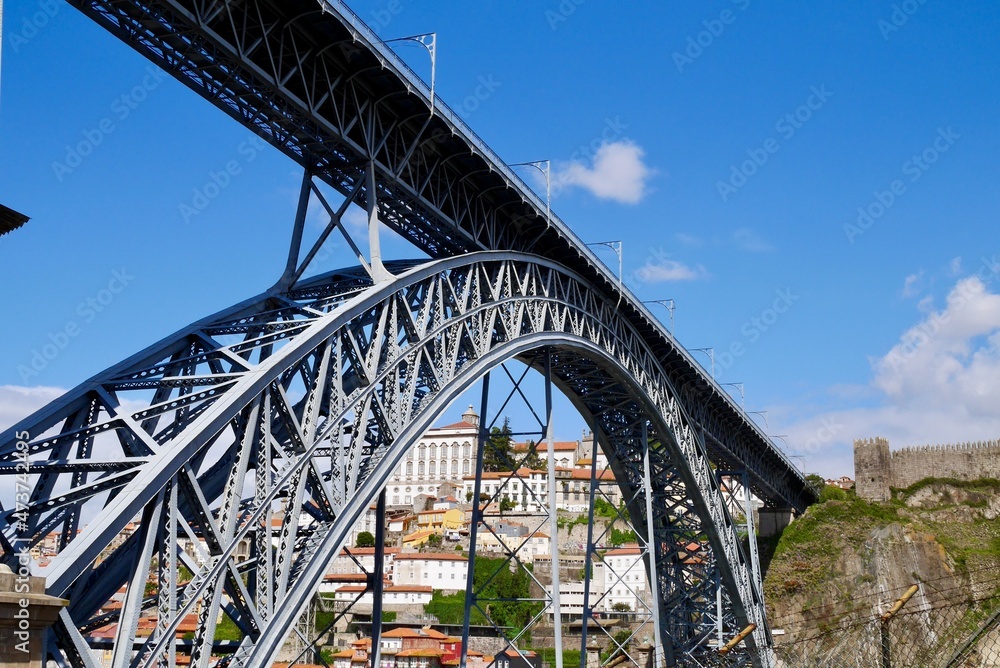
[1,253,767,667]
[61,0,813,514]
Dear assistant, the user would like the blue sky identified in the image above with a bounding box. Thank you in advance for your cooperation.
[2,0,1000,477]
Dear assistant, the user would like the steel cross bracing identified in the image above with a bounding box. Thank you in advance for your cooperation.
[61,0,812,514]
[1,254,768,667]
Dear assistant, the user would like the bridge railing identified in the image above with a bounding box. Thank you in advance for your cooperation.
[317,0,806,489]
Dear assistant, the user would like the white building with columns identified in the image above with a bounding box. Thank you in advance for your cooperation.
[386,406,481,507]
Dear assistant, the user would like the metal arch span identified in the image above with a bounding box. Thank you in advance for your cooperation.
[62,0,813,514]
[2,252,767,667]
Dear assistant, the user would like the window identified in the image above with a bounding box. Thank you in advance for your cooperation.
[463,444,471,458]
[451,460,458,475]
[429,461,436,475]
[404,495,411,504]
[392,495,399,504]
[406,462,413,476]
[418,461,425,475]
[463,460,470,474]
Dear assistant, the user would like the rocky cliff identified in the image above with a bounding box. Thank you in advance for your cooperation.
[763,479,1000,664]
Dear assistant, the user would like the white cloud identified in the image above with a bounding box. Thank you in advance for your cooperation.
[552,141,653,204]
[902,270,924,298]
[731,228,774,253]
[673,228,772,253]
[774,269,1000,477]
[343,207,369,235]
[633,259,707,283]
[675,232,704,248]
[0,385,67,432]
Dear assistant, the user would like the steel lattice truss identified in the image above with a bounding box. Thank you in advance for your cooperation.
[61,0,813,514]
[2,255,767,666]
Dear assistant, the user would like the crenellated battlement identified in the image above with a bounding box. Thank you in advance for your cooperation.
[855,436,889,448]
[855,437,1000,501]
[891,440,1000,456]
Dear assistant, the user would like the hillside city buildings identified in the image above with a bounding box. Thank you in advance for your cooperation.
[71,407,733,667]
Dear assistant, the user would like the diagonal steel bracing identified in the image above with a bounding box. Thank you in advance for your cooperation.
[59,0,812,514]
[3,253,769,667]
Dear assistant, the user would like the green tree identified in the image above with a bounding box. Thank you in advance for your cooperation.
[819,484,847,502]
[520,440,544,470]
[483,417,514,472]
[355,531,375,548]
[609,527,637,547]
[805,473,825,497]
[593,497,618,518]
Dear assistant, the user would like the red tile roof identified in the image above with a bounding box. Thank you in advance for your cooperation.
[434,420,477,430]
[604,544,642,556]
[514,441,578,452]
[395,552,467,562]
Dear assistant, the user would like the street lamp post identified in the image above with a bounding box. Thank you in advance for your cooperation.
[643,299,675,333]
[386,33,437,114]
[690,347,715,379]
[721,382,744,409]
[510,160,551,226]
[587,241,623,307]
[747,410,768,430]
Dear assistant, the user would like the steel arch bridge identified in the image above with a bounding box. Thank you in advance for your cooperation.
[0,1,815,667]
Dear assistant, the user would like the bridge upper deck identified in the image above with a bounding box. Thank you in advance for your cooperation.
[67,0,815,511]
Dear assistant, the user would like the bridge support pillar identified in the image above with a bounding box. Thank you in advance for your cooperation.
[0,565,67,668]
[758,507,794,537]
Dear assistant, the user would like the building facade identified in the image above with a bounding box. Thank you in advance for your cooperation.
[393,552,468,592]
[386,406,481,507]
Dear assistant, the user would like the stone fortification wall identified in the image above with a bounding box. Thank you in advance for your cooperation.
[890,440,1000,489]
[854,437,1000,501]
